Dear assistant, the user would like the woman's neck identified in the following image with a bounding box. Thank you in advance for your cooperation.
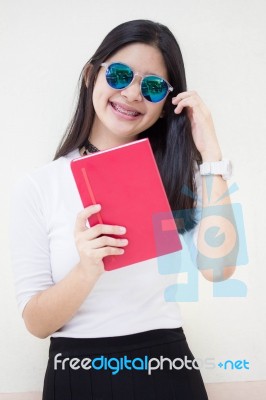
[88,117,139,150]
[88,131,138,151]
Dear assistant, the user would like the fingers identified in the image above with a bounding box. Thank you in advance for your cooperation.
[74,206,127,246]
[90,236,128,249]
[96,246,125,259]
[74,204,102,234]
[172,91,203,114]
[83,223,127,240]
[79,244,126,263]
[75,225,128,252]
[172,90,199,105]
[74,206,129,276]
[75,205,127,236]
[74,205,129,267]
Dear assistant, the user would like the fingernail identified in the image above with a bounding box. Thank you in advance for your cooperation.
[119,227,126,233]
[94,204,101,210]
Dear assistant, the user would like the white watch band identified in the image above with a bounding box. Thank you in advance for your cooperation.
[199,159,232,180]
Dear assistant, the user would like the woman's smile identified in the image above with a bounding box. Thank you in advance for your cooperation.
[109,101,143,120]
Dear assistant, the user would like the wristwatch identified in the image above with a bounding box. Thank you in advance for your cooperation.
[199,159,232,180]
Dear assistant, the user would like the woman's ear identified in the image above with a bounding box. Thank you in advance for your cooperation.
[83,63,94,88]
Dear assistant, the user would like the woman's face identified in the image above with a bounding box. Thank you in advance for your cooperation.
[90,43,169,143]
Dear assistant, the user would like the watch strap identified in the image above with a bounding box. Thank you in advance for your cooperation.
[199,159,232,180]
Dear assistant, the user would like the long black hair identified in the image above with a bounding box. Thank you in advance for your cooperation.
[54,19,202,232]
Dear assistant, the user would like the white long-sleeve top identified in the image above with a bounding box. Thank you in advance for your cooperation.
[10,148,201,338]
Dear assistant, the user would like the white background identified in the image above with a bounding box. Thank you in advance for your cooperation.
[1,0,266,392]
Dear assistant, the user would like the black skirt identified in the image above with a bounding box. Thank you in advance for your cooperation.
[42,327,209,400]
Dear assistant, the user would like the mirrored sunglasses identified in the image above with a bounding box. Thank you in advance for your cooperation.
[100,62,173,103]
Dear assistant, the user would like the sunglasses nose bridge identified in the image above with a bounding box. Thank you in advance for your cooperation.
[120,73,143,101]
[130,72,143,86]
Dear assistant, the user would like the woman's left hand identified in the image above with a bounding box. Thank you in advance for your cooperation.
[172,91,222,161]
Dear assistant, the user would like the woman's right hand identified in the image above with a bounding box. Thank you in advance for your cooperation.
[74,204,128,278]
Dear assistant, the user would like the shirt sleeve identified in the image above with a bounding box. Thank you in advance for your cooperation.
[10,174,54,316]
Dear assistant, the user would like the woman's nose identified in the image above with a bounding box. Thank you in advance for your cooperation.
[120,78,143,102]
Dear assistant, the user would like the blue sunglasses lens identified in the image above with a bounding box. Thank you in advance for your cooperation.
[141,76,168,103]
[105,63,133,89]
[105,63,170,103]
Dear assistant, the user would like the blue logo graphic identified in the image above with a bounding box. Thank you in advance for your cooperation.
[217,359,250,370]
[153,177,249,301]
[205,226,225,247]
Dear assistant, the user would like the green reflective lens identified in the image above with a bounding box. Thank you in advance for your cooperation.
[105,63,133,89]
[104,62,171,103]
[141,76,168,103]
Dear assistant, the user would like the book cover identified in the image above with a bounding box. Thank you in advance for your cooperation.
[70,138,182,271]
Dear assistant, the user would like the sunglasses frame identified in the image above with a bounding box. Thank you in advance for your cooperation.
[100,62,174,103]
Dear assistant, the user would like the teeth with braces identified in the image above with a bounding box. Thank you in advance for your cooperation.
[112,102,140,116]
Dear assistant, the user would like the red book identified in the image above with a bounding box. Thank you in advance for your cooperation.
[70,138,182,271]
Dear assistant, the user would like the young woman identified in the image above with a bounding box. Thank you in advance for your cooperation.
[11,19,235,399]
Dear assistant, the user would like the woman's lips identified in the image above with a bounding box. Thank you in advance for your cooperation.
[110,101,142,119]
